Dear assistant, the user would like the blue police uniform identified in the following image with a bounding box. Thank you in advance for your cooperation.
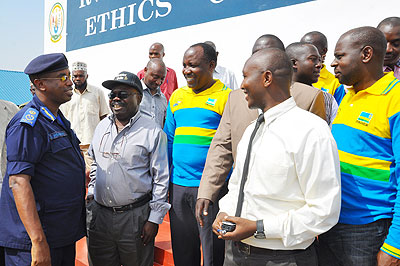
[0,95,86,255]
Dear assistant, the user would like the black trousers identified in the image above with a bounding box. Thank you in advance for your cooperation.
[224,240,318,266]
[87,201,153,266]
[169,183,226,266]
[0,247,4,266]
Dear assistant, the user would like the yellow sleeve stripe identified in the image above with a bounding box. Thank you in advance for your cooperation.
[381,243,400,259]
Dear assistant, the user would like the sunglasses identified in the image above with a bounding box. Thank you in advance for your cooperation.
[108,91,139,99]
[40,74,71,82]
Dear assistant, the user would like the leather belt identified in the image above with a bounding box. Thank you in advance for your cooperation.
[236,241,313,256]
[98,193,151,213]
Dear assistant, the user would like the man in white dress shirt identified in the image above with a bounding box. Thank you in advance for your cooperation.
[212,48,341,266]
[204,41,239,90]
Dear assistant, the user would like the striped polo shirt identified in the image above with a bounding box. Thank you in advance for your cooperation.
[164,79,231,187]
[332,72,400,259]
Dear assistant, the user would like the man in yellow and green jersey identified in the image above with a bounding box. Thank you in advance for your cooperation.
[164,43,231,266]
[318,27,400,266]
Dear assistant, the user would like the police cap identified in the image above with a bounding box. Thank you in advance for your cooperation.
[24,53,69,75]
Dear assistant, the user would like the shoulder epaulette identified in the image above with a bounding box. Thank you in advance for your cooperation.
[20,108,39,127]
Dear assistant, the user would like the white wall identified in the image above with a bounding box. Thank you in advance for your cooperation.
[44,0,400,91]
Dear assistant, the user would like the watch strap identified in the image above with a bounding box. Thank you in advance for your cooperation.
[256,219,264,233]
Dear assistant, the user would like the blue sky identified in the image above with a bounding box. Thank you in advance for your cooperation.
[0,1,44,72]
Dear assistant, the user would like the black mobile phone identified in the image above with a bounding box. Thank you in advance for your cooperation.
[221,221,236,233]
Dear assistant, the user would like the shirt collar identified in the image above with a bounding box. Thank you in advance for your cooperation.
[348,72,398,96]
[262,97,297,127]
[184,79,224,96]
[141,79,161,95]
[73,84,91,94]
[109,109,142,130]
[31,95,58,122]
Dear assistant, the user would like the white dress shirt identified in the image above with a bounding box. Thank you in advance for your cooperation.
[213,65,239,90]
[219,97,341,250]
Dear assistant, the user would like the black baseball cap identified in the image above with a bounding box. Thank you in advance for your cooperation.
[102,71,143,95]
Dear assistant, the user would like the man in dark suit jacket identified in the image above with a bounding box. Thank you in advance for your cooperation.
[195,35,326,227]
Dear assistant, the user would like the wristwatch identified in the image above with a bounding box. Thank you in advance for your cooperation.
[254,220,266,239]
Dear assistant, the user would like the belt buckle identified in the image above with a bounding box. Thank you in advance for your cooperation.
[238,243,251,256]
[112,206,123,213]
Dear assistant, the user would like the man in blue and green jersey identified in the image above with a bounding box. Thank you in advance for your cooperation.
[301,31,346,106]
[318,26,400,266]
[164,43,231,266]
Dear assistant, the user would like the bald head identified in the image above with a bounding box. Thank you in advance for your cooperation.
[286,42,322,85]
[143,58,167,91]
[331,27,386,89]
[252,34,285,54]
[286,42,319,61]
[338,26,387,64]
[146,58,166,71]
[204,41,216,51]
[242,48,292,111]
[248,48,293,79]
[378,17,400,29]
[149,42,165,59]
[300,31,328,61]
[204,41,218,61]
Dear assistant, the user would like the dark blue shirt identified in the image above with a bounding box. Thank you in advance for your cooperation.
[0,95,86,250]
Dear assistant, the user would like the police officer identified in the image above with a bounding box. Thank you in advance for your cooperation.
[0,53,86,266]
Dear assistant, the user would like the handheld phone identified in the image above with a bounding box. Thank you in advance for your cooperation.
[221,221,236,234]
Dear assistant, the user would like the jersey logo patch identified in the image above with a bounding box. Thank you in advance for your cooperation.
[173,101,181,107]
[20,108,39,126]
[356,111,373,126]
[206,98,217,106]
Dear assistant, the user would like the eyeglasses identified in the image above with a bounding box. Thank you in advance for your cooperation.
[98,131,127,159]
[40,74,71,82]
[108,91,139,99]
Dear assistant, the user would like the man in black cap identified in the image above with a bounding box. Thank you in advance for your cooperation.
[86,71,170,266]
[0,53,86,266]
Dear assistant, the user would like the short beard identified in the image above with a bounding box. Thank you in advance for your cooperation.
[75,80,87,91]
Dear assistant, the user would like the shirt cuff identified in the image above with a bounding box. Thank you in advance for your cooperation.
[148,209,167,225]
[263,215,282,239]
[7,161,35,177]
[381,242,400,259]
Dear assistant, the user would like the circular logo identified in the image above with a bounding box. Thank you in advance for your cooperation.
[49,3,64,43]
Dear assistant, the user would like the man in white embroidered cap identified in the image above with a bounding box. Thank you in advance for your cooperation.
[60,61,110,181]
